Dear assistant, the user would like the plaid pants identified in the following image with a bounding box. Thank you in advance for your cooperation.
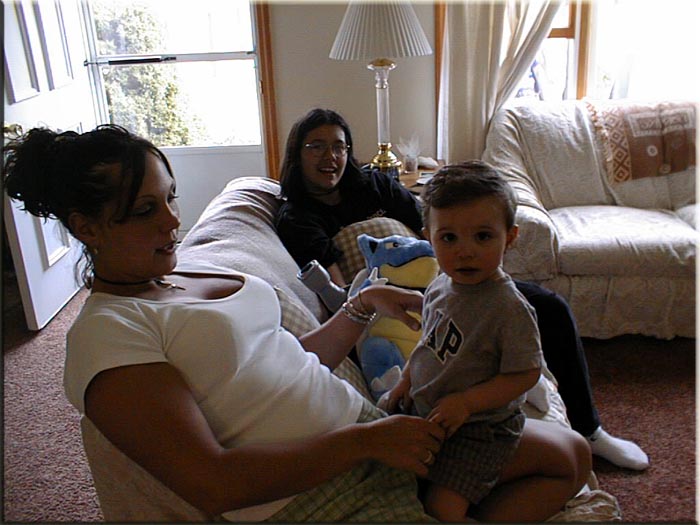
[265,399,435,522]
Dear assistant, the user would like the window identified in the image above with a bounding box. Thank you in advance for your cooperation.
[514,0,698,102]
[82,0,262,147]
[513,1,590,101]
[586,0,698,101]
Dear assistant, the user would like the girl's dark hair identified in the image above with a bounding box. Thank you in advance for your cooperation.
[421,160,518,229]
[278,108,366,202]
[3,124,173,284]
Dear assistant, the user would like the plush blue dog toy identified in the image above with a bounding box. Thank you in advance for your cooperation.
[350,234,439,400]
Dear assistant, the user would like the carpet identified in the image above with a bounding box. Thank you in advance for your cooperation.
[584,335,696,523]
[3,287,102,522]
[2,284,697,522]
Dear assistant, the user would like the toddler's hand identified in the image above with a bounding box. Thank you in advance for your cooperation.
[383,374,412,414]
[427,393,470,438]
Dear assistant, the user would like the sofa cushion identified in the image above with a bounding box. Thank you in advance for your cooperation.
[586,100,696,184]
[178,177,327,322]
[676,203,698,230]
[551,206,697,278]
[607,167,696,210]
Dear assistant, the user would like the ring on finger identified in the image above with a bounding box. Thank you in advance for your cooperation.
[423,450,434,465]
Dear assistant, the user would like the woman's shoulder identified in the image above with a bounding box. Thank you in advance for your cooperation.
[276,197,320,222]
[276,199,333,235]
[357,168,414,203]
[340,166,389,199]
[70,292,162,331]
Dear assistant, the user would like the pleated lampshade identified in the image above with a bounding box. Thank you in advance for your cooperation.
[329,1,432,61]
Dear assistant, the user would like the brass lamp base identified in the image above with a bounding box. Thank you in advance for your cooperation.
[370,143,402,171]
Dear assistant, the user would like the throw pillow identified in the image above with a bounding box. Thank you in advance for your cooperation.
[586,99,696,184]
[333,217,418,283]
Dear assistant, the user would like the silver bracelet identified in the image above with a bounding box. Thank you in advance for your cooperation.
[357,288,370,315]
[341,296,376,324]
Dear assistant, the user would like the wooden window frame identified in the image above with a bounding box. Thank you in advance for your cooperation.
[548,1,576,38]
[547,1,591,98]
[433,1,591,101]
[254,2,280,180]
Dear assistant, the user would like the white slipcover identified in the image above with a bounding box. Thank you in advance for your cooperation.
[483,100,697,339]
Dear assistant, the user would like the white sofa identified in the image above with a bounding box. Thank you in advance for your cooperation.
[483,99,697,340]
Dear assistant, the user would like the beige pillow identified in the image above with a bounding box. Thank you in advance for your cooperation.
[274,286,320,337]
[333,217,419,283]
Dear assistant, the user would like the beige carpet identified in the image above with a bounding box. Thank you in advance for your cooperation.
[4,287,102,522]
[583,335,696,523]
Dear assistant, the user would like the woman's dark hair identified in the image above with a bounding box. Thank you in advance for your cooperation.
[421,160,518,229]
[3,124,173,284]
[278,108,366,202]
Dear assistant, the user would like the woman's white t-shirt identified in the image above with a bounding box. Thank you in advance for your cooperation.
[64,270,364,520]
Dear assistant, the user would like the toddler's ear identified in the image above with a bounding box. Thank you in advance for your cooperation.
[505,224,519,249]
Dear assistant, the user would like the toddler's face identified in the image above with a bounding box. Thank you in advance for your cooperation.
[423,196,518,285]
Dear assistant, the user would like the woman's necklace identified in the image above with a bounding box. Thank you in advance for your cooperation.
[93,272,186,290]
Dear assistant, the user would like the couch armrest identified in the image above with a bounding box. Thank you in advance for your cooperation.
[504,204,559,281]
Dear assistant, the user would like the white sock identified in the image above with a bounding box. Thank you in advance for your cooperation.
[587,427,650,470]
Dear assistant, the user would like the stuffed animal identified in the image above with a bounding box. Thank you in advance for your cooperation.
[349,234,439,400]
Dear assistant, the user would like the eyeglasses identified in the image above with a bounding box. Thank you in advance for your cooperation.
[303,141,350,158]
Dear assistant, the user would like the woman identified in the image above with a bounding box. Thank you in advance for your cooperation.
[275,108,422,286]
[3,125,446,521]
[275,108,649,472]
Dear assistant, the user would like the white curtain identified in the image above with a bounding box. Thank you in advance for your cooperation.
[437,0,562,162]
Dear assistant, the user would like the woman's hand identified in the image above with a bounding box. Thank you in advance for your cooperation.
[359,285,423,331]
[359,414,444,477]
[301,284,421,370]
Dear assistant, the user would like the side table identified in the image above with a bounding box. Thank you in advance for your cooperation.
[399,165,442,195]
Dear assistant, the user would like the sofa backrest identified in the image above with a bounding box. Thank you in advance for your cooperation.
[177,176,327,322]
[484,100,612,210]
[484,99,696,211]
[81,417,213,522]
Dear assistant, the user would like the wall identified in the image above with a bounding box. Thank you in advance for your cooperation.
[269,2,437,168]
[164,146,266,232]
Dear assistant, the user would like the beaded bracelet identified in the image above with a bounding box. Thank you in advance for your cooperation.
[341,289,376,325]
[345,299,373,320]
[356,288,369,314]
[341,302,373,324]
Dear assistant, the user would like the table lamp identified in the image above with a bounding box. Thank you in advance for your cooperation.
[329,1,432,171]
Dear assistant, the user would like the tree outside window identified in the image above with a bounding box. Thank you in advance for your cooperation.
[85,0,261,148]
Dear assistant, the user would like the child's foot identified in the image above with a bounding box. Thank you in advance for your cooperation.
[587,427,650,470]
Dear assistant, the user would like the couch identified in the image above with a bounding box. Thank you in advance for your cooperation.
[81,176,620,521]
[483,99,697,340]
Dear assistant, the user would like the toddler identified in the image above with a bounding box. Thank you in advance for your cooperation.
[386,161,590,521]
